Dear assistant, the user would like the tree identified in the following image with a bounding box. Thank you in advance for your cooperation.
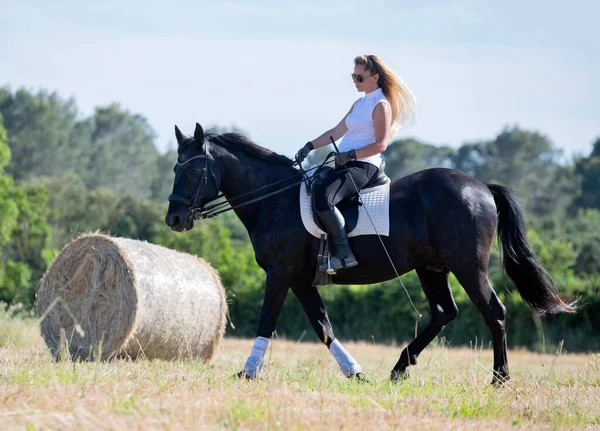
[3,183,53,306]
[0,87,83,181]
[0,115,52,306]
[151,149,178,201]
[452,126,578,217]
[0,117,18,248]
[0,88,165,200]
[36,174,123,249]
[0,117,25,305]
[108,195,163,241]
[573,137,600,210]
[82,104,160,198]
[560,209,600,276]
[37,172,88,248]
[384,138,454,179]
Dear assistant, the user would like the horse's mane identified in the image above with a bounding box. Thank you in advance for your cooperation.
[206,132,294,167]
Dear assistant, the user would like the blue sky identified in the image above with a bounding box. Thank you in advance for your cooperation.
[2,1,598,157]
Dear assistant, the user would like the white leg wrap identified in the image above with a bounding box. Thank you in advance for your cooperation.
[243,336,270,377]
[328,339,362,376]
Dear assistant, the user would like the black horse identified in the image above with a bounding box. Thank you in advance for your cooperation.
[166,123,576,384]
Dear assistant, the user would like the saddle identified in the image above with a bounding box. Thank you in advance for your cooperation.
[303,162,391,286]
[309,162,390,234]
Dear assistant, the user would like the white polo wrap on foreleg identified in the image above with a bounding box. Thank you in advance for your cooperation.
[243,336,270,377]
[329,339,362,376]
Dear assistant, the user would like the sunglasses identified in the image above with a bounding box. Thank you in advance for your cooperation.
[351,73,373,83]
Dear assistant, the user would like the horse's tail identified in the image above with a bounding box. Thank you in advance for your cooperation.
[487,183,578,315]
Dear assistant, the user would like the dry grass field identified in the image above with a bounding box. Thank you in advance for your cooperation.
[1,316,599,430]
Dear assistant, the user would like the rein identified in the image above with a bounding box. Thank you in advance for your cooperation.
[170,142,336,220]
[196,153,336,219]
[197,178,303,219]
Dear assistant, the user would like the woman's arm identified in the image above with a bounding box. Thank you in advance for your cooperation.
[354,102,392,158]
[310,102,355,149]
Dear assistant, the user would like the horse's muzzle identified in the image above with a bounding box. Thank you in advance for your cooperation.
[165,210,194,232]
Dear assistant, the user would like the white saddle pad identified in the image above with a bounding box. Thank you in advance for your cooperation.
[300,181,391,239]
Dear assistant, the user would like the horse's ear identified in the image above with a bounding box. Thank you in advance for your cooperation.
[175,125,185,146]
[194,123,205,147]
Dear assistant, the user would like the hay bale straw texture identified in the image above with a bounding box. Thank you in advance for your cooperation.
[36,233,227,362]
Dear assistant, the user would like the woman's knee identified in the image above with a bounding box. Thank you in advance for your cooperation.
[314,192,333,212]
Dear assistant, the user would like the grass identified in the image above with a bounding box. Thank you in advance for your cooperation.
[0,314,599,430]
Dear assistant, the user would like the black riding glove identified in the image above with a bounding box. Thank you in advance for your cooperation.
[295,142,313,164]
[335,149,356,166]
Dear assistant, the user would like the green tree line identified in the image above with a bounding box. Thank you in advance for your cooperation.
[1,86,598,351]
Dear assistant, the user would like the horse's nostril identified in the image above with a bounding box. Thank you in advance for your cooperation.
[167,215,180,227]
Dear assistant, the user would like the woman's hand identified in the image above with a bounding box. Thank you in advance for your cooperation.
[295,142,314,164]
[335,149,356,166]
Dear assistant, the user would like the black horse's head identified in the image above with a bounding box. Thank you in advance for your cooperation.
[165,123,221,232]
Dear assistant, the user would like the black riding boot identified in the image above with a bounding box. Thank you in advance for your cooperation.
[317,207,358,274]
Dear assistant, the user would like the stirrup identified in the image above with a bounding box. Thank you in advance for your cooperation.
[318,252,336,275]
[327,252,336,275]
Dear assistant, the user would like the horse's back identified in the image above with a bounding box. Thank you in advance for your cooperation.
[389,167,498,256]
[391,167,495,213]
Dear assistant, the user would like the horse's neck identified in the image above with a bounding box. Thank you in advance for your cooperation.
[216,148,297,234]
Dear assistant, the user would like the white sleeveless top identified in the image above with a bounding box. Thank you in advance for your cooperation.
[339,87,390,167]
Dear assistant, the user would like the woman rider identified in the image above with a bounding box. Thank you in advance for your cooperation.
[295,54,416,273]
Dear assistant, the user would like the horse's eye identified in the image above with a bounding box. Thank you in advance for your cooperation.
[188,169,200,177]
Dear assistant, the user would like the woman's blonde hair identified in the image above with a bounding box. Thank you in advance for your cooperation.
[354,54,416,132]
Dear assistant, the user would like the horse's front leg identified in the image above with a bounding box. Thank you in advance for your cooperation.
[291,284,365,380]
[237,270,289,379]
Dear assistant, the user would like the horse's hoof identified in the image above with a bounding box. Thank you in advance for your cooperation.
[490,373,510,387]
[232,370,255,380]
[390,368,409,382]
[348,372,370,383]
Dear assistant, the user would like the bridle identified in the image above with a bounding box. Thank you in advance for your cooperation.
[168,138,337,220]
[167,140,219,217]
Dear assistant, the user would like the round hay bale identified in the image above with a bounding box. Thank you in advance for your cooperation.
[35,233,227,362]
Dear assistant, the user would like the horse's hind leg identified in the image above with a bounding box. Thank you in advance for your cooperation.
[390,268,458,381]
[452,268,509,385]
